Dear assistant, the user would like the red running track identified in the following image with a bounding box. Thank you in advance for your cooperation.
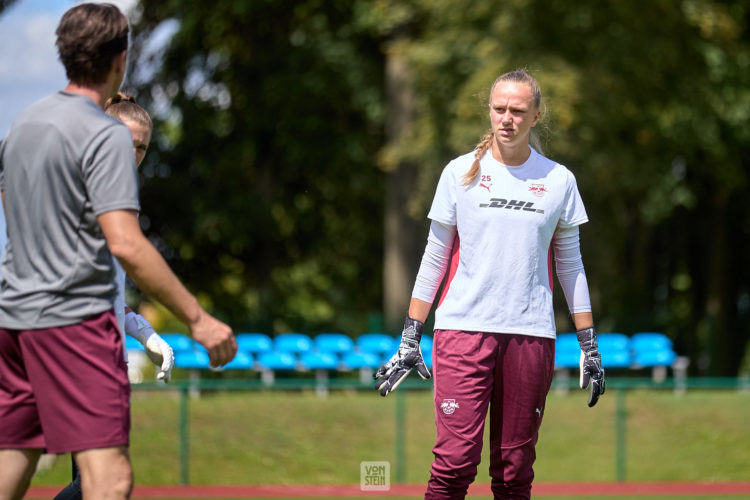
[26,482,750,498]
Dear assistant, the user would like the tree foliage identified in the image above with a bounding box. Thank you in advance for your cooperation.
[0,0,18,15]
[127,0,750,375]
[128,0,386,335]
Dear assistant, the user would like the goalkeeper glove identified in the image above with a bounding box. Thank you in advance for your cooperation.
[576,326,605,407]
[125,311,174,382]
[374,316,431,396]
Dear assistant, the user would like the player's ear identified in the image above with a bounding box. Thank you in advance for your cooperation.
[116,51,127,72]
[531,109,540,127]
[109,50,127,78]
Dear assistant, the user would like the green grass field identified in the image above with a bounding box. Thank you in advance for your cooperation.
[29,387,749,492]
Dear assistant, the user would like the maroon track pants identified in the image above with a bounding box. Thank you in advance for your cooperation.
[425,330,555,500]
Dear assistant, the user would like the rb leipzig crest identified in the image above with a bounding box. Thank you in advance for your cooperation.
[440,399,459,415]
[529,184,548,197]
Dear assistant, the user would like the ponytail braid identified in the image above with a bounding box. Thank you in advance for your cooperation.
[462,130,493,186]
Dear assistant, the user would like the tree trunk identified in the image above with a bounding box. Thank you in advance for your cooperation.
[383,44,421,332]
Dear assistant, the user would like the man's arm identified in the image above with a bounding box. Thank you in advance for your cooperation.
[98,209,236,367]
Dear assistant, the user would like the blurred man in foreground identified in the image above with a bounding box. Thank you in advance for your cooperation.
[0,4,236,499]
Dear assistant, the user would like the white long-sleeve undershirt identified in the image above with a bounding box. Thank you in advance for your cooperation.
[552,224,592,313]
[410,220,592,314]
[411,220,456,303]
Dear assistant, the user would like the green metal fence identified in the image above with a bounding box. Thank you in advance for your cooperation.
[132,376,748,485]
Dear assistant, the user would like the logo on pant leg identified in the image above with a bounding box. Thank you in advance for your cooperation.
[440,399,459,414]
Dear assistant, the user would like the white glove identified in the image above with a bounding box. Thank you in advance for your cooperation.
[125,311,174,382]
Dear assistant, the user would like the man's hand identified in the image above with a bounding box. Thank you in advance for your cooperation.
[125,311,174,382]
[374,316,431,397]
[576,326,606,407]
[99,210,236,368]
[189,310,237,368]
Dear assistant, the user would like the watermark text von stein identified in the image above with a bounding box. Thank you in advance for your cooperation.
[360,461,390,491]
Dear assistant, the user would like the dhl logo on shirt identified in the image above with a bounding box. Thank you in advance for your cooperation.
[479,198,545,214]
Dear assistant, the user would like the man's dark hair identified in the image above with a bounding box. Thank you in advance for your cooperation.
[55,3,129,86]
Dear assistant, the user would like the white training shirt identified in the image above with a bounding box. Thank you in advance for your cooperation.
[424,147,588,339]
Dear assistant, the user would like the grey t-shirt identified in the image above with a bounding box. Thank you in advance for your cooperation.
[0,91,140,328]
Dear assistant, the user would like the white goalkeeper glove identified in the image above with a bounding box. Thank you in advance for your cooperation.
[125,311,174,382]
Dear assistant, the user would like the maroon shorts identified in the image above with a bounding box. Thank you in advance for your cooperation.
[0,310,130,454]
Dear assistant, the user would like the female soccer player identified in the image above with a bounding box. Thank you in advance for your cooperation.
[375,69,605,499]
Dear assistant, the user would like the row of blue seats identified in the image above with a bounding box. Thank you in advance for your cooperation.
[126,332,422,372]
[127,331,678,372]
[555,332,678,369]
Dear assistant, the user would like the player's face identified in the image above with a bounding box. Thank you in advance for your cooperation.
[488,81,540,149]
[123,119,152,167]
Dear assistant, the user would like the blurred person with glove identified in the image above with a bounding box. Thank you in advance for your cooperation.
[104,93,174,384]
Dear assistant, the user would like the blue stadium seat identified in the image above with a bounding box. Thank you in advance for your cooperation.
[257,351,298,386]
[633,349,677,367]
[356,333,398,358]
[555,333,580,369]
[174,349,210,369]
[630,331,672,351]
[597,333,631,368]
[235,332,272,354]
[631,332,677,368]
[424,352,433,370]
[556,332,579,351]
[159,333,194,354]
[257,351,297,371]
[300,351,340,397]
[125,335,144,351]
[222,351,255,370]
[300,351,339,371]
[341,351,380,370]
[420,335,433,357]
[554,351,581,369]
[556,332,633,369]
[314,333,354,355]
[274,333,313,354]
